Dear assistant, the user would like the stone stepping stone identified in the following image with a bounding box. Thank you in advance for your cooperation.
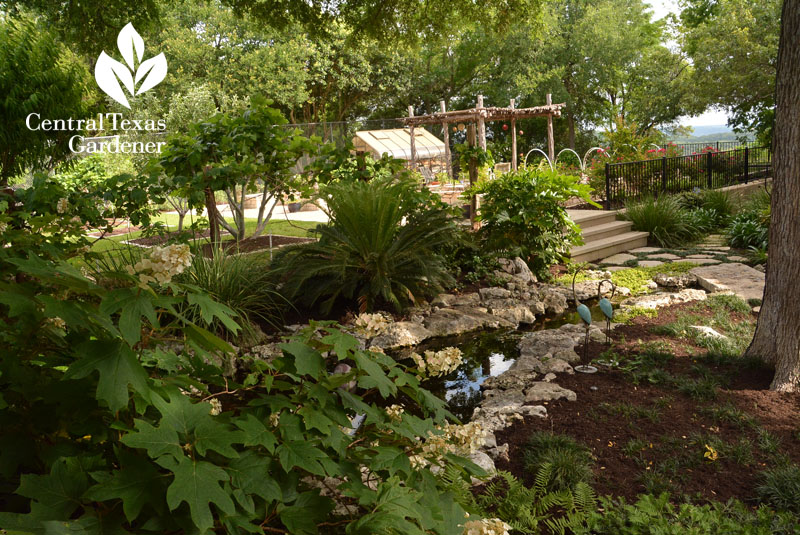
[686,259,721,265]
[638,260,663,267]
[701,245,731,251]
[605,266,630,272]
[646,253,680,260]
[630,247,662,253]
[600,253,636,265]
[690,263,765,302]
[685,254,714,259]
[726,255,748,262]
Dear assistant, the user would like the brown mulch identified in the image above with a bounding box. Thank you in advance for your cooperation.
[493,301,800,505]
[199,235,314,257]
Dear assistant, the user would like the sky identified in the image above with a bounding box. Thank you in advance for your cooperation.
[646,0,731,129]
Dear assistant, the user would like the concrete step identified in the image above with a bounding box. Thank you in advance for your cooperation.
[569,210,618,229]
[571,231,650,263]
[581,220,634,242]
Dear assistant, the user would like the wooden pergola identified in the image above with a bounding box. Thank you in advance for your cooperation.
[402,94,566,224]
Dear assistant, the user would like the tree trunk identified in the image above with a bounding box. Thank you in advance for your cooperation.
[744,0,800,392]
[204,187,221,248]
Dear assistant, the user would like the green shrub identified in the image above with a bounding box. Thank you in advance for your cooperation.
[757,465,800,513]
[468,168,597,278]
[622,196,702,247]
[700,189,736,219]
[727,212,769,250]
[578,493,800,534]
[523,432,594,492]
[274,174,457,313]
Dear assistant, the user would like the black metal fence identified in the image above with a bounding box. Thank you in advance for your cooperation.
[669,140,760,156]
[604,146,772,209]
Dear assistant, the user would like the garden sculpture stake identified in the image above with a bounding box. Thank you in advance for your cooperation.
[572,270,596,373]
[597,279,616,344]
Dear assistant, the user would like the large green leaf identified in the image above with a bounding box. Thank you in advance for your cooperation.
[65,340,150,411]
[279,340,325,378]
[159,456,236,534]
[186,292,241,334]
[120,420,182,461]
[234,413,277,452]
[83,453,165,522]
[16,458,90,520]
[276,441,328,476]
[100,288,159,346]
[227,451,282,503]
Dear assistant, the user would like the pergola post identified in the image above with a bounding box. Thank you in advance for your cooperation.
[467,124,478,229]
[477,95,487,150]
[440,100,451,180]
[510,98,517,171]
[408,105,417,170]
[546,93,555,163]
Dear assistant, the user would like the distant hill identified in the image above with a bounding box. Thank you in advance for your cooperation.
[668,125,755,144]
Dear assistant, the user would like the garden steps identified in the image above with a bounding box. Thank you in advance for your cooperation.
[571,231,649,263]
[567,209,649,262]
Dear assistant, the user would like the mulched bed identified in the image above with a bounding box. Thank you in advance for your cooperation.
[493,301,800,505]
[199,235,314,256]
[127,230,314,255]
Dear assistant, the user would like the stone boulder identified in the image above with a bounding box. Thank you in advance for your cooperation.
[653,272,697,290]
[482,369,539,392]
[479,287,513,300]
[524,382,577,402]
[541,288,569,315]
[423,307,514,337]
[488,304,537,325]
[370,321,433,349]
[690,263,765,302]
[471,403,547,433]
[620,288,707,310]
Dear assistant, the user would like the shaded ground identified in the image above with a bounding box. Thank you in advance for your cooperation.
[494,300,800,505]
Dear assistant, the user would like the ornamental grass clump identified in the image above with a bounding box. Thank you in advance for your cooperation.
[622,195,702,248]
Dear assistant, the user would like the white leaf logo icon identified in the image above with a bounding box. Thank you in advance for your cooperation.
[94,23,167,108]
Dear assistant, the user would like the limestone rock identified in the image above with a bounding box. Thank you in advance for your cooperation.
[524,382,577,402]
[690,263,765,302]
[654,272,697,289]
[431,293,457,307]
[482,369,539,392]
[489,304,536,325]
[689,325,728,340]
[480,287,513,300]
[370,321,433,349]
[423,307,514,337]
[541,288,568,315]
[620,288,707,309]
[451,293,481,307]
[468,451,496,478]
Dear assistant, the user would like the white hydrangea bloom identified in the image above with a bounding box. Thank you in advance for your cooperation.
[128,244,192,287]
[269,412,281,427]
[385,404,404,422]
[353,312,390,337]
[0,222,7,234]
[462,518,511,535]
[412,347,463,377]
[56,198,69,214]
[208,398,222,416]
[412,421,488,467]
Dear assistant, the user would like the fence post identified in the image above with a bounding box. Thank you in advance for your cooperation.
[661,157,667,195]
[706,151,713,189]
[744,147,750,184]
[604,163,611,210]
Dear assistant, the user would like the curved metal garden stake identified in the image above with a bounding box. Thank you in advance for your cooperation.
[573,270,592,366]
[597,279,617,345]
